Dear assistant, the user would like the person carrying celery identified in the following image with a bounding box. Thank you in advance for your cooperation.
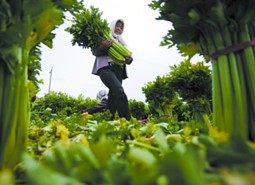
[90,19,133,121]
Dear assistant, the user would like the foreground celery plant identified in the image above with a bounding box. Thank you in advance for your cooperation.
[0,0,82,169]
[149,0,255,141]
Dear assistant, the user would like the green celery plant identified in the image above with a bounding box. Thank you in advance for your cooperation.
[0,0,83,169]
[149,0,255,141]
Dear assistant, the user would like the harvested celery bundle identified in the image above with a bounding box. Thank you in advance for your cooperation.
[66,6,131,65]
[149,0,255,141]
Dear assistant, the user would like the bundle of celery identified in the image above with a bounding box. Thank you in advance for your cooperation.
[0,0,82,169]
[66,6,131,66]
[149,0,255,141]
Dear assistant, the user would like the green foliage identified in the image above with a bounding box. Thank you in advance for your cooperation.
[31,92,97,118]
[142,75,178,117]
[28,46,44,101]
[89,110,113,122]
[157,142,206,185]
[15,91,255,185]
[199,135,255,169]
[170,60,212,125]
[142,59,212,126]
[65,5,110,49]
[149,0,255,140]
[21,111,255,185]
[65,5,131,67]
[128,99,149,119]
[148,0,215,58]
[0,0,84,169]
[3,1,255,184]
[169,60,212,101]
[172,98,190,122]
[52,0,84,14]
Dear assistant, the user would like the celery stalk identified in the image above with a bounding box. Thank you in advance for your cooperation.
[239,26,255,140]
[0,48,29,168]
[111,42,131,57]
[104,32,132,65]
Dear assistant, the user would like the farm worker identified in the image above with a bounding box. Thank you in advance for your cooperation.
[81,89,108,114]
[90,19,133,120]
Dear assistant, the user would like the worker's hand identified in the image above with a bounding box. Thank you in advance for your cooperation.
[125,56,133,65]
[100,39,114,49]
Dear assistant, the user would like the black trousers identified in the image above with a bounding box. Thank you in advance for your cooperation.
[98,65,131,120]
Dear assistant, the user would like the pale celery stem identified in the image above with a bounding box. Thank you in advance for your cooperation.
[224,26,248,140]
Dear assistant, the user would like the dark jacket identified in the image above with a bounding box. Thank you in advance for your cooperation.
[86,98,108,114]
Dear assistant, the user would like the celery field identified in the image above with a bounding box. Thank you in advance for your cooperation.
[1,0,255,185]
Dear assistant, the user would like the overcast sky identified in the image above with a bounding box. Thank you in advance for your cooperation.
[38,0,202,102]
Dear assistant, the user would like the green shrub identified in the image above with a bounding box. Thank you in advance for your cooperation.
[128,99,149,120]
[31,92,98,122]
